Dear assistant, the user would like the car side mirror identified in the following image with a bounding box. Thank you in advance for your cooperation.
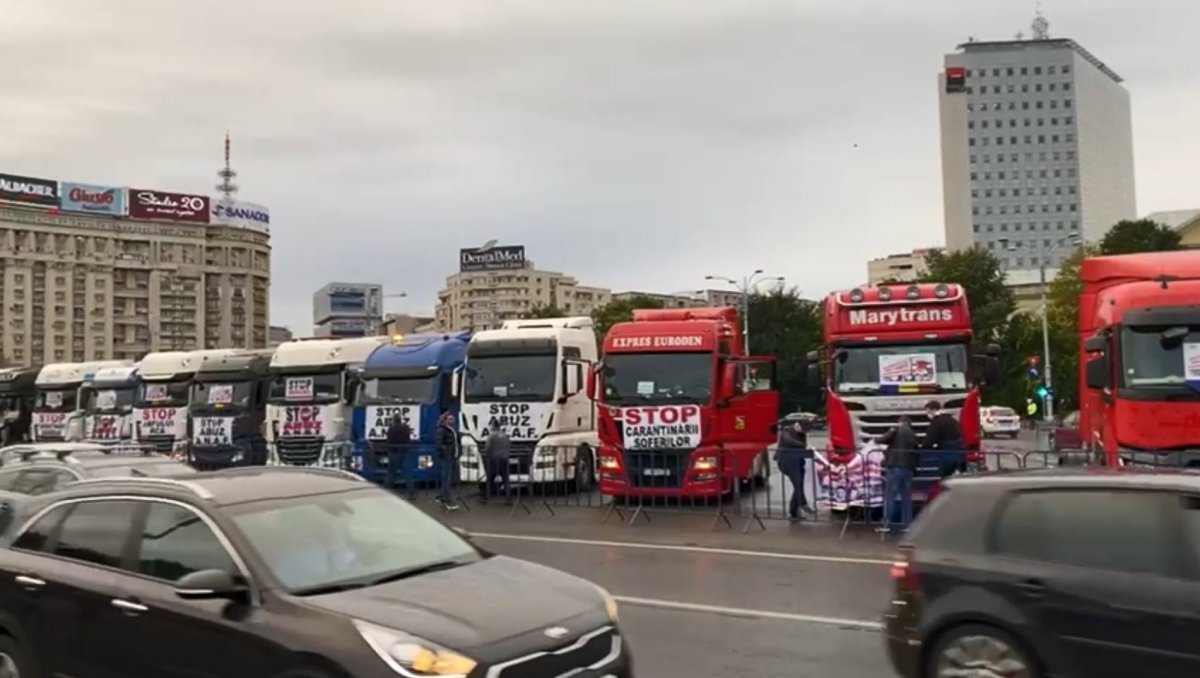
[174,569,249,601]
[1085,356,1110,391]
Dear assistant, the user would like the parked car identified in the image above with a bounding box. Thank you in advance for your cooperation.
[0,466,633,677]
[0,442,195,496]
[979,405,1020,438]
[883,469,1200,678]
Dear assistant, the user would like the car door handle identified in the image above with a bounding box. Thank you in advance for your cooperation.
[1016,579,1047,598]
[14,575,45,590]
[111,598,149,614]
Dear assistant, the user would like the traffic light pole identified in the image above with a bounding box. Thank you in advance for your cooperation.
[1038,247,1054,423]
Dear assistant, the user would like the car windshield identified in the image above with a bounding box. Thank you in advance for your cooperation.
[463,355,555,402]
[1121,325,1200,395]
[835,342,969,394]
[229,488,480,594]
[602,352,713,405]
[79,386,136,413]
[191,381,256,410]
[268,372,343,404]
[356,376,437,405]
[34,387,77,412]
[136,380,191,408]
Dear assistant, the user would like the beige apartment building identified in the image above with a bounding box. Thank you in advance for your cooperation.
[866,248,937,284]
[612,289,746,309]
[0,205,270,364]
[435,264,612,331]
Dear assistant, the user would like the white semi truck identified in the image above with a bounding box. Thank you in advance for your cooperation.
[456,317,598,491]
[80,364,141,444]
[133,349,245,456]
[265,336,388,467]
[31,361,133,442]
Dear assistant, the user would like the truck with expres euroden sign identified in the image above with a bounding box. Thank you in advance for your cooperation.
[806,283,1000,507]
[454,317,598,491]
[1077,251,1200,466]
[265,336,389,467]
[590,307,780,498]
[350,332,470,483]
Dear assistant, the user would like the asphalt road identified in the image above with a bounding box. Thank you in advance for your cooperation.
[439,506,898,678]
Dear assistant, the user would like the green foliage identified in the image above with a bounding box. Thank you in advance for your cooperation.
[919,246,1015,345]
[745,286,823,415]
[524,305,566,319]
[1099,219,1182,256]
[591,295,665,340]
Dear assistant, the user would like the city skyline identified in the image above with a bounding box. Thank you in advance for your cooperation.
[4,1,1196,333]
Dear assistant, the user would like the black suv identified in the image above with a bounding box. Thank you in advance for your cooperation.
[884,470,1200,678]
[0,442,196,497]
[0,466,632,678]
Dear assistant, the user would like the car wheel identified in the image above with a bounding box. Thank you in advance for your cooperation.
[926,623,1038,678]
[0,635,31,678]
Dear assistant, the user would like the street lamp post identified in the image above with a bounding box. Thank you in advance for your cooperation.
[704,270,785,354]
[1000,236,1081,422]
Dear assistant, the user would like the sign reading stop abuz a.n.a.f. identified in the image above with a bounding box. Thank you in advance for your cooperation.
[620,405,703,450]
[280,405,325,437]
[366,405,421,440]
[194,417,234,446]
[482,403,544,440]
[0,172,59,208]
[127,188,210,224]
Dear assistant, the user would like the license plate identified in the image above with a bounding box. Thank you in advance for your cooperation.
[911,491,928,502]
[643,468,671,477]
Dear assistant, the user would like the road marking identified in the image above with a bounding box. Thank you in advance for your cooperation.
[614,595,884,631]
[469,532,891,565]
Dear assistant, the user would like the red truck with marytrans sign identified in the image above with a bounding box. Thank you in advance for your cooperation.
[588,307,779,497]
[1078,251,1200,466]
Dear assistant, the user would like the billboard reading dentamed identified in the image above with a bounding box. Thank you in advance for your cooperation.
[460,245,526,272]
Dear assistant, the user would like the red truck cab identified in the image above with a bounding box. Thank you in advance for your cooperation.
[1078,251,1200,466]
[589,307,779,498]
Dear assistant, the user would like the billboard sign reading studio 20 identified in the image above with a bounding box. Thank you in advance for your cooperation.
[460,245,526,272]
[0,172,59,208]
[128,188,210,224]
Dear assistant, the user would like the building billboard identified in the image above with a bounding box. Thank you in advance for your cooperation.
[212,200,270,233]
[459,245,526,272]
[60,182,126,216]
[128,188,210,224]
[0,172,59,208]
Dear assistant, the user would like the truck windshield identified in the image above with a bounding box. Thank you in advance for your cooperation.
[34,387,78,412]
[463,355,555,402]
[602,352,713,405]
[135,380,191,408]
[80,386,136,413]
[268,373,342,404]
[357,376,437,405]
[192,381,256,410]
[1120,325,1200,393]
[835,342,969,394]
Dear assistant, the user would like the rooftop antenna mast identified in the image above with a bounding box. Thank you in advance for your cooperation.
[1031,1,1050,40]
[216,131,239,199]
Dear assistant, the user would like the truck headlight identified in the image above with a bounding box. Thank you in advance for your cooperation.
[418,455,434,469]
[693,456,718,471]
[354,620,477,677]
[597,585,619,623]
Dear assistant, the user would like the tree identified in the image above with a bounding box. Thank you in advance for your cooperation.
[745,286,822,415]
[919,246,1015,345]
[591,295,665,340]
[524,304,566,319]
[1100,218,1182,255]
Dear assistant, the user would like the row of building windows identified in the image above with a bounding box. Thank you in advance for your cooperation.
[966,65,1072,78]
[970,133,1075,146]
[970,152,1077,165]
[974,220,1079,234]
[973,203,1078,216]
[972,185,1078,199]
[971,169,1077,182]
[966,81,1071,96]
[970,116,1074,129]
[968,99,1073,112]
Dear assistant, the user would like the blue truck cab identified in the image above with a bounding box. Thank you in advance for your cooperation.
[351,332,470,483]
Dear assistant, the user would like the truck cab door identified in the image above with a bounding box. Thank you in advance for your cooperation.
[722,357,780,444]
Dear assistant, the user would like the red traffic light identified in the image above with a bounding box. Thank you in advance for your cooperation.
[1026,356,1040,367]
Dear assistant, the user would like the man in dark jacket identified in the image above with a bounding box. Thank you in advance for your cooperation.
[386,413,416,498]
[482,428,511,502]
[776,419,815,520]
[876,415,919,534]
[921,400,965,478]
[435,412,460,509]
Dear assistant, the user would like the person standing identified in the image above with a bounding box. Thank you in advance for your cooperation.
[876,415,920,534]
[776,419,815,521]
[482,427,511,502]
[386,413,416,499]
[922,400,965,478]
[435,412,460,510]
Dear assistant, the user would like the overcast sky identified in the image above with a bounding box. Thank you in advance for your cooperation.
[2,0,1195,332]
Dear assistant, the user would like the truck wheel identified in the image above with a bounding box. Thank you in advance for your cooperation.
[573,446,595,493]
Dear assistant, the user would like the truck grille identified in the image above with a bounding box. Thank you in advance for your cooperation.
[621,449,691,488]
[276,437,323,465]
[141,435,175,456]
[488,626,620,678]
[853,412,933,442]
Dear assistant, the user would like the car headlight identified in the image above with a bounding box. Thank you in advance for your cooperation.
[597,585,619,623]
[354,620,477,677]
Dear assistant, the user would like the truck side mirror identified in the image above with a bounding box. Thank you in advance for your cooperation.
[719,363,738,402]
[1084,335,1106,353]
[1085,356,1110,390]
[450,366,463,399]
[585,366,597,400]
[559,362,581,402]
